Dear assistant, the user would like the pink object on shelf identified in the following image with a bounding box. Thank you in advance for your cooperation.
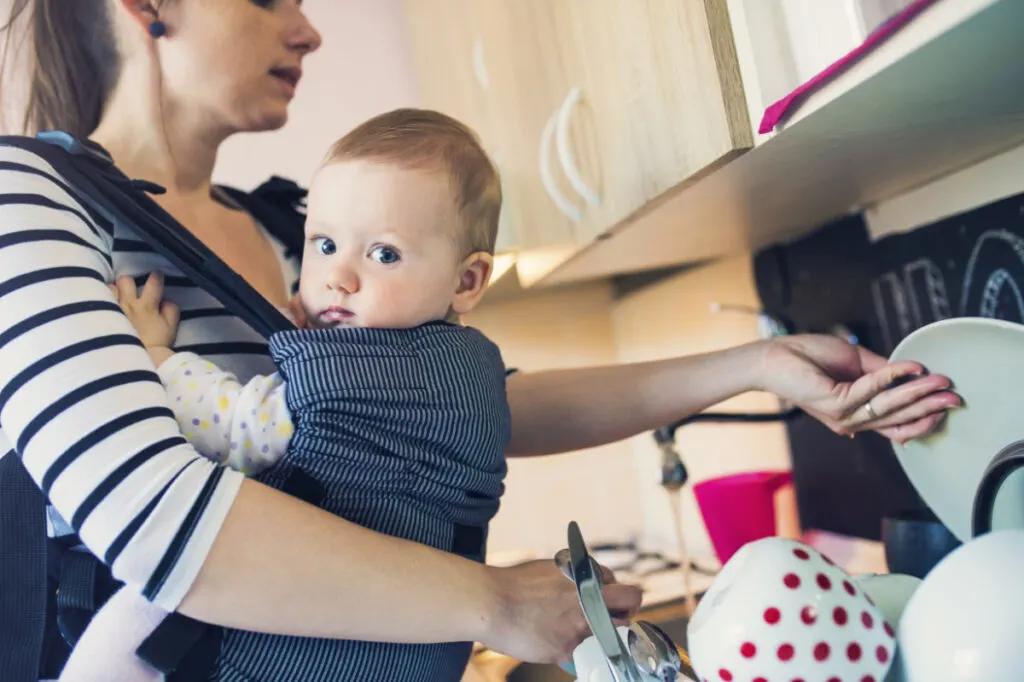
[693,470,793,564]
[758,0,943,134]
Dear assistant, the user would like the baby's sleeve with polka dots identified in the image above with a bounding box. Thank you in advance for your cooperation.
[156,352,294,475]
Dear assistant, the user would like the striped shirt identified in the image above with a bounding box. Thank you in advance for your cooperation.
[0,144,300,611]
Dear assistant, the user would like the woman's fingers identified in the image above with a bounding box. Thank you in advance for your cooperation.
[876,411,947,444]
[845,373,957,429]
[838,361,928,418]
[864,390,960,431]
[602,583,643,622]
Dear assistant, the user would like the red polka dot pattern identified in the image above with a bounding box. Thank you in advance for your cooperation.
[687,540,895,682]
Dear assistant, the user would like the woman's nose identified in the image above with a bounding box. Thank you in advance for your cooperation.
[285,3,323,56]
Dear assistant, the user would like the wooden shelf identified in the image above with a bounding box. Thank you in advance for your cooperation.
[524,0,1024,287]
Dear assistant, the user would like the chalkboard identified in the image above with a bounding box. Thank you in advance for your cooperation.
[754,191,1024,540]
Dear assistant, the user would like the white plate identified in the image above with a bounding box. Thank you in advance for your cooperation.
[890,317,1024,542]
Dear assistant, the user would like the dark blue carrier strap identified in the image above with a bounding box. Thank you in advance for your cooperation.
[0,452,48,681]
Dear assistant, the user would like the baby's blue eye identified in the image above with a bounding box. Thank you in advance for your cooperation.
[370,246,400,265]
[313,237,336,256]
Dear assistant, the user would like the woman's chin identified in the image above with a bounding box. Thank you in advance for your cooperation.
[240,107,290,134]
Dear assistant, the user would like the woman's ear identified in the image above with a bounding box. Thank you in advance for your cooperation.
[450,252,494,315]
[113,0,166,37]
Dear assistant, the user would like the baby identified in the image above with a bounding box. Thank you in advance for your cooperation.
[61,109,510,682]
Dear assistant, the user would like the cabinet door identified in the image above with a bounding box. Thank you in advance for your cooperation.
[471,0,583,252]
[401,0,492,142]
[550,0,754,242]
[401,0,580,254]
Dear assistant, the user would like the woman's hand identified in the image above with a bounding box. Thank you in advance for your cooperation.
[758,335,960,443]
[482,559,642,663]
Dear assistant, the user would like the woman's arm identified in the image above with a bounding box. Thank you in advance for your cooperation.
[505,336,958,457]
[0,148,637,662]
[505,343,764,456]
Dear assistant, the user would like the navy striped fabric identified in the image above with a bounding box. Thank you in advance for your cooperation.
[212,322,510,682]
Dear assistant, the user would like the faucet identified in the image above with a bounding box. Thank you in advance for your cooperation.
[651,407,803,491]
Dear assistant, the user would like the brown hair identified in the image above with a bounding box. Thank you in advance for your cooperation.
[1,0,120,137]
[327,108,502,255]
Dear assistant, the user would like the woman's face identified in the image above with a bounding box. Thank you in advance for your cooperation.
[158,0,322,133]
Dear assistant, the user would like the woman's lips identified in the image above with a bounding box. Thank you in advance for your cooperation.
[269,67,302,95]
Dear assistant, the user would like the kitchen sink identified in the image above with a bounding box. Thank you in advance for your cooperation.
[505,616,690,682]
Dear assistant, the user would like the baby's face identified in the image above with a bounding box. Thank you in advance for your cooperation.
[299,159,465,329]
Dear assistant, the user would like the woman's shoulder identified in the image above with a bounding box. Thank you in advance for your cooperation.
[0,133,77,182]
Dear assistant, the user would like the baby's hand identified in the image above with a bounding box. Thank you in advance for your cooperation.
[111,273,180,351]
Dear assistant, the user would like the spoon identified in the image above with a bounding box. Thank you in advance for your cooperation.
[628,621,698,682]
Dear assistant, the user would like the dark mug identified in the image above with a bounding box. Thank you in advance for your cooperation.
[972,439,1024,537]
[881,510,961,580]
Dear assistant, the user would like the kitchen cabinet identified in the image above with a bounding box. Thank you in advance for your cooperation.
[545,0,752,243]
[400,0,752,253]
[402,0,580,254]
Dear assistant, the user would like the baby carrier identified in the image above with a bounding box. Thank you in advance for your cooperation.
[0,132,475,681]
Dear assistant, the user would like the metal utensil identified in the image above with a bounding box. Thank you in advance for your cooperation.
[627,622,698,682]
[567,521,645,682]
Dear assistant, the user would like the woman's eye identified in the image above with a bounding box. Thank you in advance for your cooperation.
[313,237,336,256]
[250,0,276,8]
[370,246,401,265]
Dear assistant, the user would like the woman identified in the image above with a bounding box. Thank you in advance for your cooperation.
[0,0,957,680]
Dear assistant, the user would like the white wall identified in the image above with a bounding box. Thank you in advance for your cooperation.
[866,140,1024,240]
[214,0,420,190]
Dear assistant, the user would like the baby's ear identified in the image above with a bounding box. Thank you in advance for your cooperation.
[450,252,494,315]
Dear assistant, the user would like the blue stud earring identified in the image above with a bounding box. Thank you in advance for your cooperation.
[148,20,166,38]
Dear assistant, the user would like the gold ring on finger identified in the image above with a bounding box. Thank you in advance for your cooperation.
[863,400,878,420]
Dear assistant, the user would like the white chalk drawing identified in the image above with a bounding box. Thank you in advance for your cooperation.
[959,229,1024,320]
[904,258,951,327]
[871,273,913,353]
[872,229,1024,351]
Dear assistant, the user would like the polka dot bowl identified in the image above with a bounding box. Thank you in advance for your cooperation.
[687,537,895,682]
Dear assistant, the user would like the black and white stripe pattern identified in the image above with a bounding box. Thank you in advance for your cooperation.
[210,323,510,682]
[0,145,299,612]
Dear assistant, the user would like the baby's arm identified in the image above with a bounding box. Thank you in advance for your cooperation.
[157,353,293,474]
[113,273,293,474]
